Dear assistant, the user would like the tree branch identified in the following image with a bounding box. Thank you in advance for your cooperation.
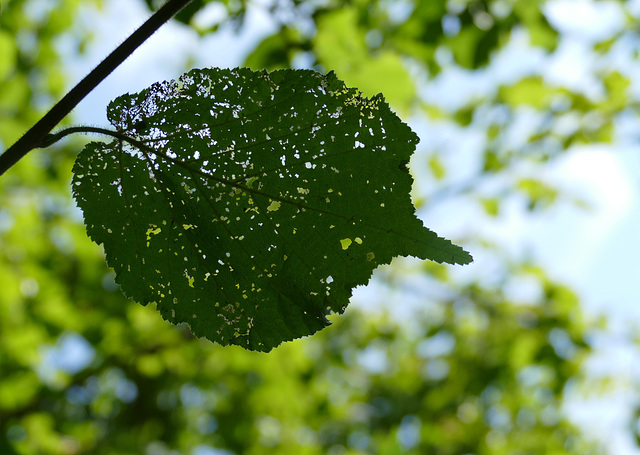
[0,0,192,177]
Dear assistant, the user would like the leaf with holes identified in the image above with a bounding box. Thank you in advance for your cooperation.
[72,67,472,351]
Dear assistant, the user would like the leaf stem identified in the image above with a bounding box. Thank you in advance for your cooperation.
[39,126,144,149]
[0,0,192,177]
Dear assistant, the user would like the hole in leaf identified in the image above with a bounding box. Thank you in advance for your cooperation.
[267,201,281,212]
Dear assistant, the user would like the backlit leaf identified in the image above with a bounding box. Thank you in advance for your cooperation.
[72,67,471,351]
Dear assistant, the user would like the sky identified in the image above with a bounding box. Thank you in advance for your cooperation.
[44,0,640,453]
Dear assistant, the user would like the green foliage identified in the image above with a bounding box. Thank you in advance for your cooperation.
[237,0,558,76]
[517,178,558,211]
[144,0,247,30]
[0,0,86,147]
[0,234,594,454]
[4,0,639,452]
[313,8,416,113]
[498,77,558,109]
[72,67,471,351]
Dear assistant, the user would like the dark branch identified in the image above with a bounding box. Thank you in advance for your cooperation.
[0,0,192,177]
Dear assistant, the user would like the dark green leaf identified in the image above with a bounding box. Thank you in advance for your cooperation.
[72,68,471,351]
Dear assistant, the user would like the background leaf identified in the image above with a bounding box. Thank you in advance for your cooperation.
[72,67,471,351]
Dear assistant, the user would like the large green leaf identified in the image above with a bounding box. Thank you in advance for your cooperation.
[72,67,471,351]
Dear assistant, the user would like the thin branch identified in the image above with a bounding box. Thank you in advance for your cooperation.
[0,0,192,177]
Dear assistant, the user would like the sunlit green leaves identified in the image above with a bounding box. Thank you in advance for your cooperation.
[498,77,558,109]
[314,8,416,113]
[0,31,17,81]
[601,71,630,113]
[72,67,471,351]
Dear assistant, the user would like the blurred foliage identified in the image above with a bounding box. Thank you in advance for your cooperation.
[0,193,597,454]
[0,0,95,146]
[144,0,248,32]
[5,0,640,452]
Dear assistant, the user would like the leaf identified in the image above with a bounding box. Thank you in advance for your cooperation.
[72,67,472,351]
[498,77,557,109]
